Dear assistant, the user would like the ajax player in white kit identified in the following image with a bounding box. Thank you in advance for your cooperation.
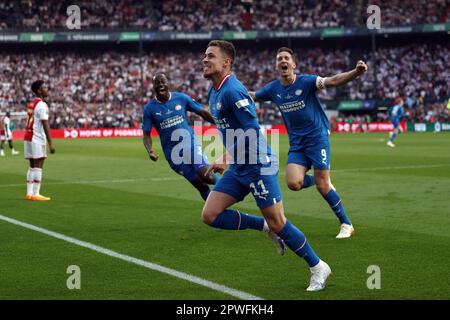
[24,80,55,201]
[0,111,19,156]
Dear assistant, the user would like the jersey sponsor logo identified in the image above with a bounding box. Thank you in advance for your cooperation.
[295,89,302,96]
[159,115,184,129]
[175,104,182,111]
[213,117,230,129]
[235,99,250,109]
[279,100,306,113]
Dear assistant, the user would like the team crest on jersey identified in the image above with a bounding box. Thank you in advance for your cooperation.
[216,102,221,110]
[295,89,302,96]
[175,104,182,111]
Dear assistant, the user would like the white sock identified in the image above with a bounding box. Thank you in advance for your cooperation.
[32,168,43,196]
[310,260,323,272]
[27,168,34,195]
[262,220,270,233]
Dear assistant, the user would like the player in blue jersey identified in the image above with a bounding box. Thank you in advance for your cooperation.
[142,73,218,201]
[250,47,368,239]
[201,40,331,291]
[387,97,405,148]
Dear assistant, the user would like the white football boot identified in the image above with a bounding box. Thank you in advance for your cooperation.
[267,230,286,256]
[336,223,355,239]
[387,141,395,148]
[307,260,332,292]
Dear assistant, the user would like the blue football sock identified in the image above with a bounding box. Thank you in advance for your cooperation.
[323,189,352,225]
[211,209,264,231]
[303,174,316,188]
[389,132,397,142]
[277,220,320,267]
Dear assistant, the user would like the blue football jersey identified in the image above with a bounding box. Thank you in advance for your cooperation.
[208,74,275,171]
[390,104,405,119]
[142,92,202,162]
[256,74,330,151]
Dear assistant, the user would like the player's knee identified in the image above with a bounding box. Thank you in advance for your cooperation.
[265,216,285,233]
[201,207,218,225]
[316,180,330,195]
[287,180,303,191]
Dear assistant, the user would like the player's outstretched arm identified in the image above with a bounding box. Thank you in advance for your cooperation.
[323,60,368,88]
[42,119,55,154]
[197,109,215,124]
[143,131,158,161]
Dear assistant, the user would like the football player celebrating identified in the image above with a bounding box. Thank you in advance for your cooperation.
[202,40,331,291]
[142,73,218,201]
[251,47,367,239]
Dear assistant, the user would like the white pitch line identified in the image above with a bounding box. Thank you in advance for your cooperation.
[333,163,450,173]
[0,177,183,188]
[278,163,450,175]
[0,163,448,189]
[0,214,263,300]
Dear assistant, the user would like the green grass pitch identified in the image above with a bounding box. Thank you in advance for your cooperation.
[0,132,449,299]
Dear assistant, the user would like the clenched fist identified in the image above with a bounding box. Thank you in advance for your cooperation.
[355,60,368,75]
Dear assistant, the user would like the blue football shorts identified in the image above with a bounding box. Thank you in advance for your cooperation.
[287,138,331,170]
[213,164,282,208]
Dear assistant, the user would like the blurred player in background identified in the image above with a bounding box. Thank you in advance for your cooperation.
[24,80,56,201]
[251,47,368,239]
[142,73,219,201]
[387,97,405,148]
[0,111,19,156]
[202,40,331,291]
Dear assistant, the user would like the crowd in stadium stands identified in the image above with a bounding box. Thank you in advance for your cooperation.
[0,47,355,128]
[1,0,448,31]
[358,0,449,27]
[0,0,153,30]
[1,41,448,129]
[349,43,449,102]
[154,0,352,31]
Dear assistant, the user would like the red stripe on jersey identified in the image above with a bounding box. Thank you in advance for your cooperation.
[215,74,231,91]
[24,98,42,141]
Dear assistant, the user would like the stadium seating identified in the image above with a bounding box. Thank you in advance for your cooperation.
[0,43,447,128]
[1,0,448,31]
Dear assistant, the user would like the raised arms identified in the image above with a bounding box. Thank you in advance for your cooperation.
[322,60,368,88]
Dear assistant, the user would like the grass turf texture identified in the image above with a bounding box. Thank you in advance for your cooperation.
[0,132,449,299]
